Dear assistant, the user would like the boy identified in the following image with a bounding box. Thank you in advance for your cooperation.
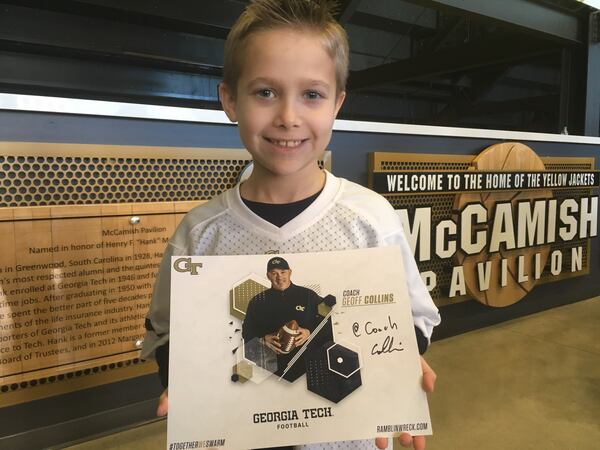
[142,1,441,449]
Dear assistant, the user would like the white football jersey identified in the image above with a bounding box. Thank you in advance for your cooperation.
[142,171,440,450]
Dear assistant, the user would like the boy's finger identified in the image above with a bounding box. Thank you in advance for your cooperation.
[411,435,426,450]
[156,389,169,417]
[374,437,388,449]
[420,357,436,393]
[399,433,412,447]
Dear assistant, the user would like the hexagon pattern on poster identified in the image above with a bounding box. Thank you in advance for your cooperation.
[318,294,337,316]
[232,360,253,383]
[230,276,269,320]
[327,342,361,378]
[240,337,278,384]
[305,341,362,403]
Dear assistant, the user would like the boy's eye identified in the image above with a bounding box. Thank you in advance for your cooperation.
[304,90,323,100]
[256,89,275,98]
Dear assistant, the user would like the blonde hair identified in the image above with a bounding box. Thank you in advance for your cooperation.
[223,0,349,96]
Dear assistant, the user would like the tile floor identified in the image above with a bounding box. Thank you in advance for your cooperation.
[64,296,600,450]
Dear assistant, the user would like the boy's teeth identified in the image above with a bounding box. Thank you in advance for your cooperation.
[271,139,302,147]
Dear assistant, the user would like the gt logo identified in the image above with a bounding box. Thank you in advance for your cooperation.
[173,257,203,275]
[295,305,305,312]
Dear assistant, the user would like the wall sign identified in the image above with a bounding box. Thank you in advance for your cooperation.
[369,142,598,308]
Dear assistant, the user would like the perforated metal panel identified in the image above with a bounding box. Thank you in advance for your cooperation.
[0,155,248,207]
[380,161,470,171]
[0,143,331,207]
[0,358,145,396]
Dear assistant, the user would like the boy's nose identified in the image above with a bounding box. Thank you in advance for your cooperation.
[274,98,301,128]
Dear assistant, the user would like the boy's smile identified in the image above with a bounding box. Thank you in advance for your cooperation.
[220,28,345,201]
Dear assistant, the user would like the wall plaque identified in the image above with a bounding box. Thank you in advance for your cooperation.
[0,201,202,404]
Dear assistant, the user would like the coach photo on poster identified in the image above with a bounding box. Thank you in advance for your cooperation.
[242,257,332,381]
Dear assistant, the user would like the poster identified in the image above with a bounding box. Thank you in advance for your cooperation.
[168,247,431,449]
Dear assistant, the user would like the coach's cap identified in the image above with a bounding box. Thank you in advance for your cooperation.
[267,257,290,271]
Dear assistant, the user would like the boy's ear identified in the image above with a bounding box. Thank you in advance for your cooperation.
[334,91,346,118]
[218,82,238,123]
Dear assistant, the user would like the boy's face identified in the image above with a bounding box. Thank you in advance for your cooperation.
[220,28,345,180]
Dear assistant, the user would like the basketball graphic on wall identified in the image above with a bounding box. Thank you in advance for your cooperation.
[453,142,554,307]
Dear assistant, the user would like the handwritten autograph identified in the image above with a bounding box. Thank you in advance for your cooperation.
[352,315,404,356]
[371,335,403,355]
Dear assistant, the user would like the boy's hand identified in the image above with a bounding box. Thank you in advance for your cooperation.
[294,327,310,346]
[263,333,284,354]
[374,357,436,450]
[157,388,168,417]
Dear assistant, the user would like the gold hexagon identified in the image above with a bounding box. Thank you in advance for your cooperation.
[230,277,269,320]
[232,360,253,383]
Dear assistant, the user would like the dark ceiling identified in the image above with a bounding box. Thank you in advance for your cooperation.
[0,0,598,134]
